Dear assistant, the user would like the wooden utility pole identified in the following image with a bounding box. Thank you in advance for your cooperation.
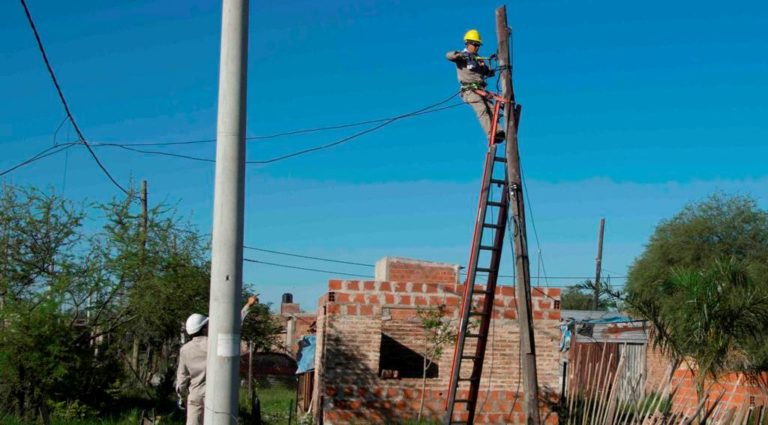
[593,218,605,310]
[141,180,148,249]
[496,6,540,424]
[132,180,149,370]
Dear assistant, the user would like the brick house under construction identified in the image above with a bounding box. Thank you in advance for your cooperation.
[311,257,562,424]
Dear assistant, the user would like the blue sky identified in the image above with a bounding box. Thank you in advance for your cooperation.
[2,0,767,311]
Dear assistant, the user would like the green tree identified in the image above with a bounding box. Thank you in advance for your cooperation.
[94,190,211,398]
[560,280,617,311]
[632,260,768,408]
[627,193,768,289]
[0,185,120,421]
[240,290,283,353]
[0,183,216,421]
[625,194,768,404]
[416,304,455,421]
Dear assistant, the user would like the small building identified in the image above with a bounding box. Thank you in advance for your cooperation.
[312,257,563,424]
[559,310,649,404]
[276,293,317,358]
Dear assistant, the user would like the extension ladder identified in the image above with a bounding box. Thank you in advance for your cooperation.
[444,90,515,425]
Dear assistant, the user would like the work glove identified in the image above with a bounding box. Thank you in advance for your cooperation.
[177,397,186,411]
[489,53,498,61]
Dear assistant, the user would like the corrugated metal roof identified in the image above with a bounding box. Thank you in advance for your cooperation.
[561,310,649,344]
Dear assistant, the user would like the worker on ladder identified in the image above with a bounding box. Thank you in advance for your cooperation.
[446,29,504,143]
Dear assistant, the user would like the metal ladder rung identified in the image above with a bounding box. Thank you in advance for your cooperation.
[479,244,500,251]
[490,178,507,185]
[461,355,479,361]
[454,399,472,403]
[493,156,507,163]
[466,333,485,338]
[469,311,488,317]
[475,267,495,273]
[487,201,504,207]
[482,223,503,229]
[458,377,480,382]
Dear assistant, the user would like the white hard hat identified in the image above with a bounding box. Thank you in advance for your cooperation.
[185,313,209,335]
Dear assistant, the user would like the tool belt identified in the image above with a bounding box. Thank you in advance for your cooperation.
[460,82,486,92]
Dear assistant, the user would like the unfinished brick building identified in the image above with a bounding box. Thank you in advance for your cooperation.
[312,257,562,424]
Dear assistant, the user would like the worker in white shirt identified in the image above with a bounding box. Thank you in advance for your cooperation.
[175,295,257,425]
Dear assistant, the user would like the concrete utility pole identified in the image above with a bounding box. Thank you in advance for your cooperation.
[496,6,541,425]
[593,218,605,310]
[204,0,249,423]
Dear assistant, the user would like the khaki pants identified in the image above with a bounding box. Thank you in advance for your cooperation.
[461,89,495,137]
[186,399,204,425]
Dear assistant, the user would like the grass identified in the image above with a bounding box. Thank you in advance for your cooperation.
[1,383,297,425]
[241,382,298,425]
[0,409,184,425]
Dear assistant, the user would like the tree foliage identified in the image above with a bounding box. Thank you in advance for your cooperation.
[241,288,283,353]
[416,304,455,421]
[625,193,768,383]
[0,183,282,422]
[627,193,768,288]
[560,280,618,311]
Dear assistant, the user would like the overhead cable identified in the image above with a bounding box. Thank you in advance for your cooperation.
[102,101,464,148]
[0,142,80,177]
[87,96,463,165]
[243,246,374,267]
[243,258,374,279]
[20,0,129,195]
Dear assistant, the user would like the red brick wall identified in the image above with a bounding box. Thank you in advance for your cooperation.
[314,279,562,424]
[375,257,460,285]
[281,302,301,315]
[645,342,768,419]
[312,293,329,424]
[670,369,768,418]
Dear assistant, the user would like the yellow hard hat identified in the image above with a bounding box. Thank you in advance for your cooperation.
[464,29,482,45]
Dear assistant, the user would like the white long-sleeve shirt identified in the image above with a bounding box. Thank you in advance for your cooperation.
[175,305,251,402]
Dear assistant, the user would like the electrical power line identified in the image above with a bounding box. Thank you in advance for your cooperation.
[20,0,129,196]
[243,246,374,267]
[246,93,459,164]
[521,166,551,287]
[243,258,373,279]
[95,101,464,149]
[95,143,216,163]
[460,269,626,280]
[242,245,626,281]
[7,55,461,177]
[0,142,80,177]
[241,244,626,280]
[245,255,621,287]
[241,247,625,284]
[83,96,463,165]
[247,101,464,141]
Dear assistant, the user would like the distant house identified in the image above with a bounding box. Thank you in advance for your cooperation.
[559,310,649,403]
[560,310,768,419]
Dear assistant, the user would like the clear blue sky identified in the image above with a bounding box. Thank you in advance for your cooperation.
[2,0,767,311]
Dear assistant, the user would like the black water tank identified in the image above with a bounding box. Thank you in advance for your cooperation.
[282,293,293,304]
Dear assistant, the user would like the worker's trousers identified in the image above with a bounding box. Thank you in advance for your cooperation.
[461,89,495,137]
[186,399,204,425]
